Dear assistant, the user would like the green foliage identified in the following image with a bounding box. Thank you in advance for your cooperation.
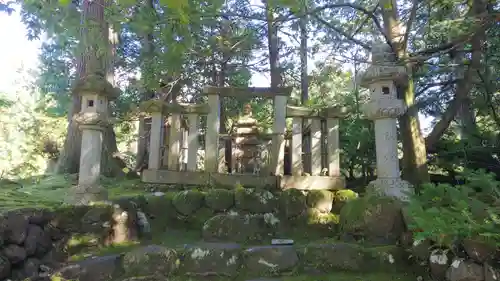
[407,169,500,248]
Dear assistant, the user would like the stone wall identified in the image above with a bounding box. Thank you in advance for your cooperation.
[141,188,358,233]
[54,241,406,281]
[404,236,500,281]
[0,198,142,281]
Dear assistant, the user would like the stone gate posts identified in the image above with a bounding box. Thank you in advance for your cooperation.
[139,100,166,170]
[360,42,413,200]
[71,75,119,204]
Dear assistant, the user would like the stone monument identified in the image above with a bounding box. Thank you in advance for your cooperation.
[232,103,262,174]
[359,42,413,201]
[70,75,119,205]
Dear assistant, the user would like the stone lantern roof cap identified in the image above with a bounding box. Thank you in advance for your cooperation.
[72,73,120,100]
[359,42,407,88]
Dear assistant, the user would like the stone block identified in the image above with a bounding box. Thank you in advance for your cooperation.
[181,243,241,277]
[243,246,298,276]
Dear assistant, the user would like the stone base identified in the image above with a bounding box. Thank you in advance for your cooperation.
[366,177,413,201]
[66,184,109,205]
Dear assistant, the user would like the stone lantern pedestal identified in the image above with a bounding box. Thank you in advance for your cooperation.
[360,42,413,201]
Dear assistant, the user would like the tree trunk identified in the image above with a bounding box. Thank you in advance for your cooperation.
[56,0,125,177]
[135,0,156,172]
[380,0,430,185]
[299,2,311,174]
[265,0,281,89]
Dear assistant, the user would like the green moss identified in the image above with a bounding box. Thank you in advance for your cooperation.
[334,189,359,202]
[279,188,306,218]
[306,190,334,208]
[172,190,205,216]
[283,272,416,281]
[234,187,276,213]
[205,189,234,211]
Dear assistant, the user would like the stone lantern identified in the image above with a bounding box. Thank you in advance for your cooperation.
[71,74,120,204]
[359,42,413,201]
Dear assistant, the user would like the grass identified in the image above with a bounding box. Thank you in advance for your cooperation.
[0,174,147,211]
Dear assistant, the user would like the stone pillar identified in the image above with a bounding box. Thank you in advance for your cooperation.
[271,95,287,175]
[360,42,413,201]
[326,118,340,177]
[168,113,182,170]
[291,117,303,175]
[187,113,199,172]
[148,111,163,170]
[79,125,104,187]
[310,118,322,176]
[205,93,220,172]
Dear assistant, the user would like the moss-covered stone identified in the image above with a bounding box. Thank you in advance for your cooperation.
[122,245,179,277]
[306,190,334,213]
[299,243,405,273]
[205,189,234,211]
[234,188,276,213]
[172,190,204,216]
[331,189,358,213]
[202,213,270,242]
[180,243,241,277]
[279,189,306,218]
[243,245,299,277]
[339,195,405,244]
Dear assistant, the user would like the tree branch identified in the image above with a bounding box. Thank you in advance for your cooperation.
[402,0,419,50]
[313,15,371,50]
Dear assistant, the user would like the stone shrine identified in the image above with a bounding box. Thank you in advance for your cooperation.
[360,42,413,201]
[232,103,262,174]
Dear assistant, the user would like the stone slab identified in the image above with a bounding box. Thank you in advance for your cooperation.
[243,246,299,276]
[142,169,210,185]
[279,175,345,191]
[210,173,277,189]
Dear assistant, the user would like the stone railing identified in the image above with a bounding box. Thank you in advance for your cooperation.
[285,105,347,177]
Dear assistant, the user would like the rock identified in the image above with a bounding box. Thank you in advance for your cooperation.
[235,188,276,213]
[300,243,367,272]
[202,214,274,242]
[122,245,178,277]
[411,239,432,261]
[332,189,358,213]
[3,244,27,264]
[243,246,298,276]
[22,257,42,279]
[2,212,30,244]
[54,254,122,281]
[339,195,404,244]
[108,199,139,244]
[484,263,500,281]
[463,239,496,263]
[22,208,55,225]
[205,189,234,211]
[172,190,205,216]
[44,223,64,241]
[181,243,241,277]
[446,258,484,281]
[278,189,306,218]
[25,224,52,257]
[80,205,113,234]
[306,190,334,213]
[429,249,452,281]
[0,254,11,280]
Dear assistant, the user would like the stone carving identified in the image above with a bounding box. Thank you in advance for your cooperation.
[73,112,110,128]
[232,104,262,174]
[362,98,406,120]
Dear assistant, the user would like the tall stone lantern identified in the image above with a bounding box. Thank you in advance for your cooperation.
[71,74,119,205]
[360,42,413,201]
